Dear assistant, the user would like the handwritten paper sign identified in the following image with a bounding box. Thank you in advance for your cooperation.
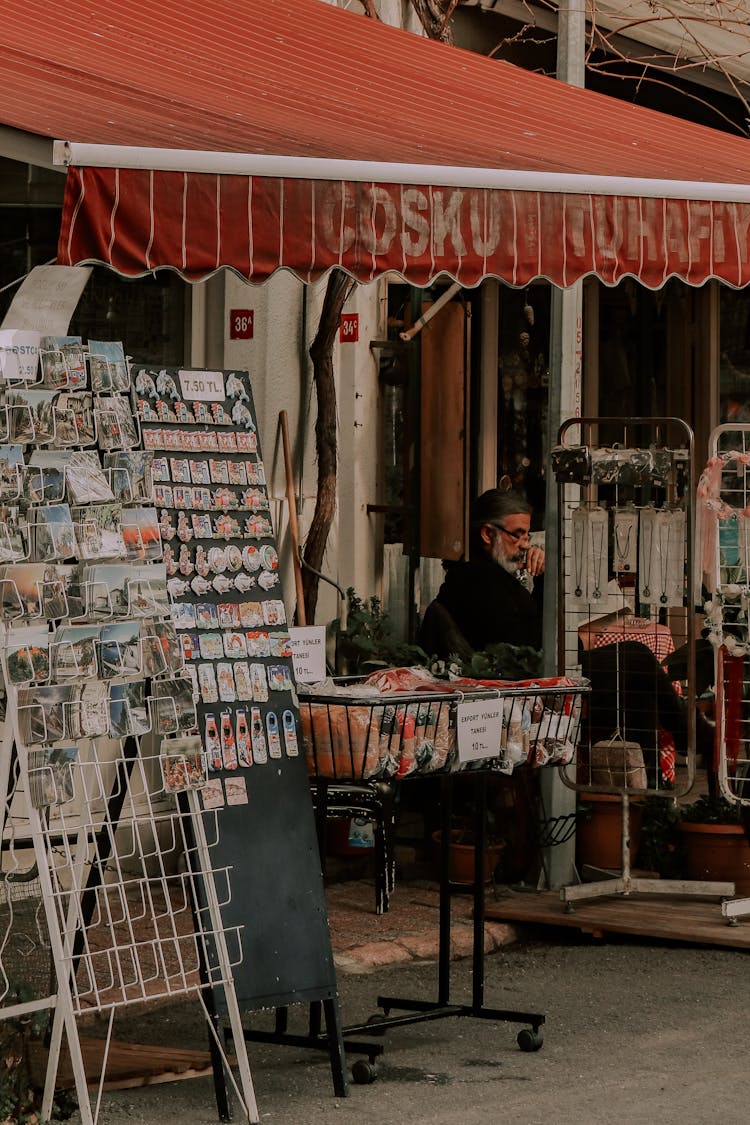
[289,626,327,684]
[456,697,503,764]
[0,329,40,381]
[178,369,226,402]
[1,265,92,334]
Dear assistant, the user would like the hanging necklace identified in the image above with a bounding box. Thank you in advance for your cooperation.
[572,510,586,597]
[659,514,671,605]
[641,510,654,599]
[591,513,606,600]
[614,518,634,571]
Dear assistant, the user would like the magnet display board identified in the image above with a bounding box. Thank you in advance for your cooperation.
[134,365,337,1009]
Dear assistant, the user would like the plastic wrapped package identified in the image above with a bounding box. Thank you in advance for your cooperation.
[300,702,382,778]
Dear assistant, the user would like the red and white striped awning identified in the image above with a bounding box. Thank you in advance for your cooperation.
[57,162,750,289]
[5,0,750,289]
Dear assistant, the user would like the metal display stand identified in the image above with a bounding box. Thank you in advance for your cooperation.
[0,345,257,1123]
[286,679,587,1078]
[553,416,733,908]
[698,426,750,924]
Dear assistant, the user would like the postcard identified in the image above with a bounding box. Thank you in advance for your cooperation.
[161,734,206,793]
[88,340,129,394]
[52,623,101,681]
[97,619,141,678]
[7,388,58,444]
[140,619,183,676]
[150,675,197,734]
[73,503,125,561]
[27,745,78,809]
[54,392,96,447]
[0,564,45,620]
[110,680,150,738]
[5,624,50,684]
[34,504,77,563]
[39,336,87,390]
[67,681,110,740]
[0,505,29,564]
[95,396,139,451]
[17,683,73,745]
[0,445,23,501]
[121,508,161,561]
[104,450,153,502]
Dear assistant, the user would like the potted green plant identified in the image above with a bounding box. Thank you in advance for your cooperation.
[677,793,750,894]
[332,588,428,675]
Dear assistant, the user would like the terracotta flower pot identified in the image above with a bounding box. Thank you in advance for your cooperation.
[576,793,642,871]
[678,821,750,895]
[431,830,504,885]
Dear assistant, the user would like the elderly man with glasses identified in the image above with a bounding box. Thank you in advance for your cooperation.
[429,488,544,654]
[422,487,715,781]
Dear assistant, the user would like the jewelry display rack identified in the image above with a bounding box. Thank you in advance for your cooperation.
[0,339,258,1124]
[553,416,734,908]
[698,425,750,924]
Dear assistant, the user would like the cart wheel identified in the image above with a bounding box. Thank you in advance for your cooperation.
[365,1013,388,1036]
[517,1027,544,1052]
[352,1058,378,1084]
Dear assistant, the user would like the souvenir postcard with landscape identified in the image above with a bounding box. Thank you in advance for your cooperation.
[67,681,110,740]
[151,675,197,735]
[30,449,115,506]
[0,563,46,619]
[47,565,82,621]
[127,563,168,618]
[6,624,50,684]
[54,392,95,446]
[34,504,77,562]
[17,683,73,745]
[27,745,78,809]
[121,508,161,561]
[109,680,150,738]
[95,396,138,451]
[0,505,29,564]
[73,503,125,561]
[140,619,183,677]
[8,388,58,444]
[98,619,141,678]
[39,337,86,390]
[52,623,101,681]
[0,445,23,500]
[104,450,153,502]
[81,563,132,619]
[88,340,129,394]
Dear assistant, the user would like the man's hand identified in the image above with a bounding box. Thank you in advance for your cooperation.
[524,545,545,577]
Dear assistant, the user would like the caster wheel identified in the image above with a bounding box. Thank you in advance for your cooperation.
[517,1027,544,1053]
[352,1059,378,1084]
[365,1013,388,1036]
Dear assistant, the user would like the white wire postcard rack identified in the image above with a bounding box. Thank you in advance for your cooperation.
[0,340,259,1125]
[700,426,750,923]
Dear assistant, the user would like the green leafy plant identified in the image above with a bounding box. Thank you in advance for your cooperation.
[636,796,684,876]
[429,643,542,681]
[679,793,742,825]
[333,588,428,674]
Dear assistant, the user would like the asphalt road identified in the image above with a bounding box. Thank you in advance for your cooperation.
[67,927,750,1125]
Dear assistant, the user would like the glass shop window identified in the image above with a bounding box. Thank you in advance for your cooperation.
[497,284,550,523]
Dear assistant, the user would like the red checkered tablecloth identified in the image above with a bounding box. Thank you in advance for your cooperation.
[591,622,677,782]
[592,623,675,663]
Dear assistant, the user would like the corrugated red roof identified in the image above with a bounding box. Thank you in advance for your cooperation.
[4,0,750,185]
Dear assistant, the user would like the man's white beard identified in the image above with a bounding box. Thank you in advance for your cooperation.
[489,537,523,575]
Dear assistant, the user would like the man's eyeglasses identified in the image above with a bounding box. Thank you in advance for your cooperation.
[488,522,531,543]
